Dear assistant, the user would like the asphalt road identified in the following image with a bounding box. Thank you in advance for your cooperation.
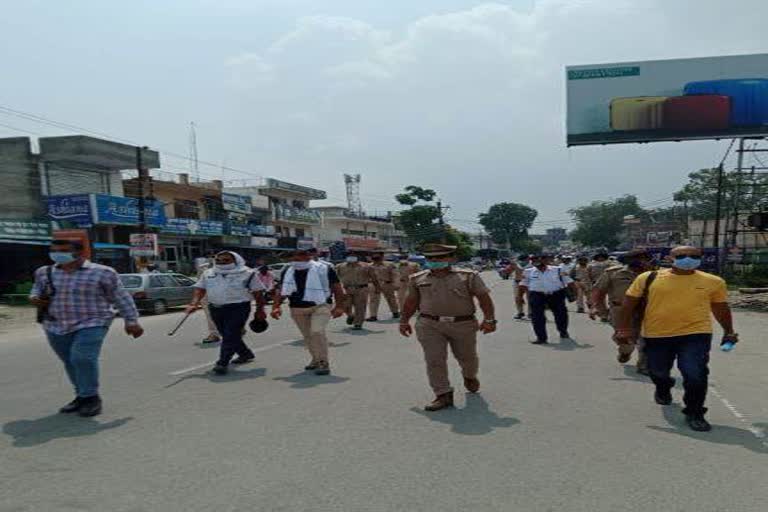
[1,273,767,512]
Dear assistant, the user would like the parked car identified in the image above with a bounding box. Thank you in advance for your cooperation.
[119,273,197,314]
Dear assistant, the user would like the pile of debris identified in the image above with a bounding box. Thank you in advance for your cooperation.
[729,288,768,312]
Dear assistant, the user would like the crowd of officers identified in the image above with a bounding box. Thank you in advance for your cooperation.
[32,238,735,433]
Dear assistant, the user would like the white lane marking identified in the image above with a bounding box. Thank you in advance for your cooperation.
[708,383,768,447]
[168,339,298,376]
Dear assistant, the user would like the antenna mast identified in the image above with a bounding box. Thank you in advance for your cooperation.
[344,173,363,216]
[189,121,199,182]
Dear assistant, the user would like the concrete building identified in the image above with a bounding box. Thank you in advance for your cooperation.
[311,206,403,252]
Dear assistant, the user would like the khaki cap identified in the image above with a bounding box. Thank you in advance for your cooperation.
[420,244,458,257]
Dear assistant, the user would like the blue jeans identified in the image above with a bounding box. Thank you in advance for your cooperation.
[209,302,254,366]
[46,326,109,398]
[644,333,712,416]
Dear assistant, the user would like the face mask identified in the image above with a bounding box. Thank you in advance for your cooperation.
[216,263,236,270]
[426,261,451,270]
[346,256,358,263]
[292,261,311,271]
[673,257,701,271]
[50,252,76,264]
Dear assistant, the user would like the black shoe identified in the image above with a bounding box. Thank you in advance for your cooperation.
[366,316,378,322]
[352,325,363,331]
[686,415,712,432]
[77,396,102,417]
[212,364,228,375]
[314,361,330,376]
[531,339,548,345]
[514,313,525,320]
[654,388,673,406]
[305,361,320,371]
[346,317,354,325]
[201,335,220,345]
[559,332,571,341]
[577,307,585,314]
[59,397,82,414]
[392,312,401,319]
[231,355,255,365]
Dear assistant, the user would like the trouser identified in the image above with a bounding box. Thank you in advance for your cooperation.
[209,302,253,366]
[529,290,569,341]
[369,285,399,316]
[290,304,332,363]
[592,284,609,319]
[345,287,369,326]
[610,305,646,368]
[644,334,712,416]
[575,282,590,310]
[397,283,409,311]
[46,326,109,398]
[202,297,220,337]
[415,318,479,396]
[513,280,525,315]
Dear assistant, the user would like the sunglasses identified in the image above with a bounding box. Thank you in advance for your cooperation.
[674,254,701,260]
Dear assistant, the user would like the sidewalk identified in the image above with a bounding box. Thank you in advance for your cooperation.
[0,305,37,335]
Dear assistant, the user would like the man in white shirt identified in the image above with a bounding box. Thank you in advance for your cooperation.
[519,253,577,344]
[186,251,267,375]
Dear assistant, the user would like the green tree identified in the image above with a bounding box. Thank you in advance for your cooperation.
[394,186,442,243]
[569,195,644,249]
[444,228,475,261]
[478,202,538,249]
[674,168,768,220]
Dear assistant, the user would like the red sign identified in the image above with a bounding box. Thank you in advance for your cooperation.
[343,237,381,250]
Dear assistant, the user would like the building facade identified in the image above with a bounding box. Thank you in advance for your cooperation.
[311,206,403,252]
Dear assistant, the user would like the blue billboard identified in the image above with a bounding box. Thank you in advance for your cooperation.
[92,194,165,227]
[46,195,93,227]
[162,218,224,236]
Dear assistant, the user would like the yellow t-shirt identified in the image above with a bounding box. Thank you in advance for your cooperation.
[626,269,727,338]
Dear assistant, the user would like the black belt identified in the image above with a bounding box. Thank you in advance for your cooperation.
[530,289,565,296]
[420,314,475,322]
[611,301,623,306]
[209,301,251,309]
[346,284,369,289]
[381,281,393,284]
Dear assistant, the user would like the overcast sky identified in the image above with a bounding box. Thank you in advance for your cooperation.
[2,0,766,232]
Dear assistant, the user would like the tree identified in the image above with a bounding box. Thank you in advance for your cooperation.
[569,195,644,249]
[444,228,475,261]
[478,202,538,250]
[394,186,442,244]
[674,168,768,220]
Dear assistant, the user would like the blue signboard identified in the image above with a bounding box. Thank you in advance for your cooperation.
[162,218,224,236]
[227,223,251,236]
[222,193,252,214]
[93,194,166,227]
[46,194,93,227]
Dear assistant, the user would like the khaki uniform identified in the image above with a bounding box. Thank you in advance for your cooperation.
[587,261,613,320]
[572,264,591,311]
[368,261,399,317]
[336,262,375,326]
[409,268,489,396]
[396,261,422,311]
[594,265,646,368]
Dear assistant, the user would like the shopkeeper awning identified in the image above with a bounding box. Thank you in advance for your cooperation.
[0,238,51,246]
[93,243,130,250]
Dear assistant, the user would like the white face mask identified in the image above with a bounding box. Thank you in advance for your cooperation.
[292,261,311,271]
[346,256,358,263]
[216,263,236,271]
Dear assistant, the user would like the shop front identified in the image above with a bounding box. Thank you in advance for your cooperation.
[0,219,52,299]
[159,218,224,273]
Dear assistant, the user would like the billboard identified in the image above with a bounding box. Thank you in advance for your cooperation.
[222,192,253,214]
[566,53,768,146]
[129,233,159,257]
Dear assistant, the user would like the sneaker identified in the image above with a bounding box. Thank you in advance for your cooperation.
[231,355,255,365]
[314,361,331,376]
[59,397,82,414]
[654,387,673,406]
[530,339,548,345]
[212,364,228,375]
[77,396,102,417]
[686,415,712,432]
[304,361,320,371]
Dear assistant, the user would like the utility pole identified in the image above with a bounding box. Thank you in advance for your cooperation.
[436,199,449,243]
[136,145,150,232]
[713,162,725,274]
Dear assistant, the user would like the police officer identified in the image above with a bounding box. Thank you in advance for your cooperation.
[399,244,497,411]
[367,251,400,321]
[587,251,613,322]
[186,251,267,375]
[336,252,378,330]
[396,254,421,313]
[571,255,591,314]
[592,249,654,374]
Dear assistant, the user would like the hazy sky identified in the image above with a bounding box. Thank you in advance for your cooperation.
[1,0,766,232]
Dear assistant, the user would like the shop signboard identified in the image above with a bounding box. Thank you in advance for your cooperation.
[264,178,327,200]
[93,194,166,227]
[250,224,276,236]
[129,233,159,257]
[566,53,768,146]
[251,236,278,248]
[0,219,51,240]
[297,237,315,250]
[227,223,251,236]
[222,193,253,214]
[47,194,93,227]
[161,218,224,236]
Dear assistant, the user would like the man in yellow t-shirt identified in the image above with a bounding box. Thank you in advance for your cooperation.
[615,246,738,433]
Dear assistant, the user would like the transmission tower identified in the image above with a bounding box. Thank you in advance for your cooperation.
[344,173,363,216]
[189,121,199,182]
